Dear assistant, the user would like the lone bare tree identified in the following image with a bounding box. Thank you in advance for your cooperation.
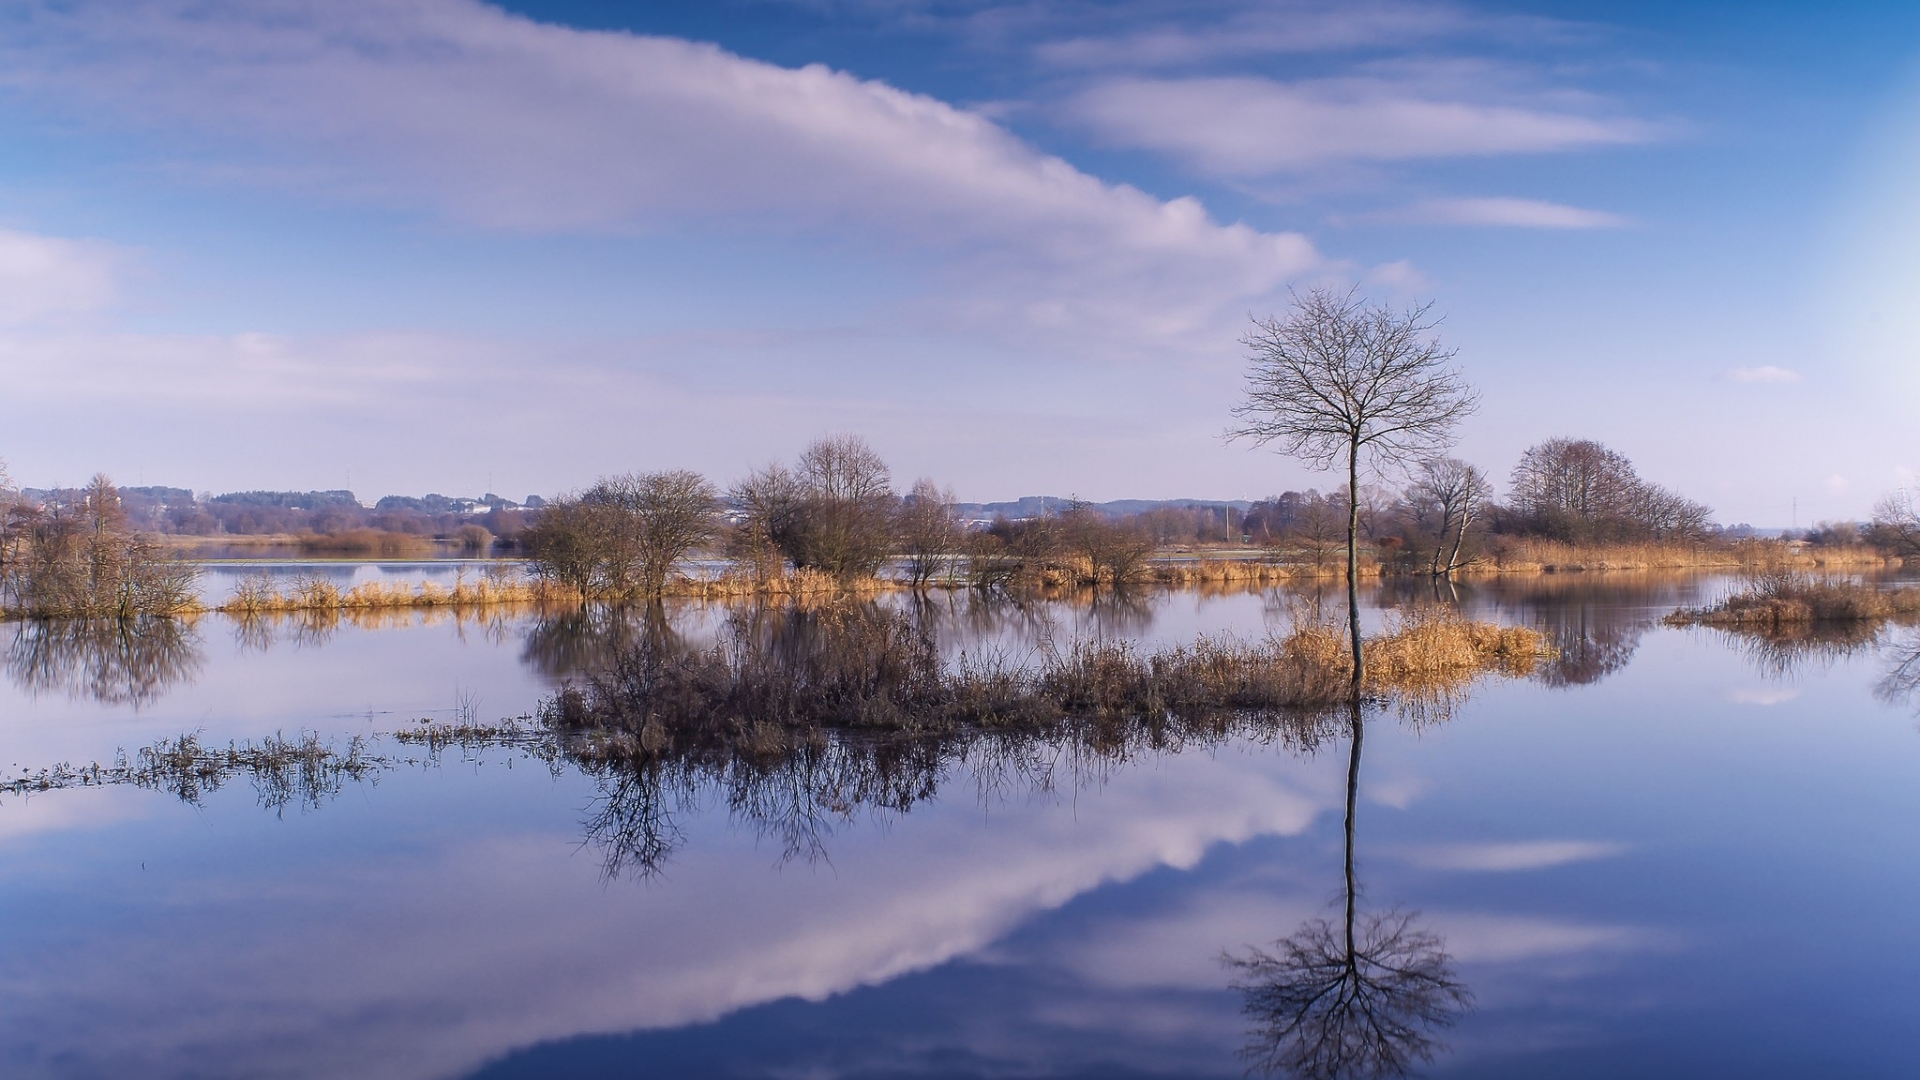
[1409,457,1491,576]
[896,477,962,588]
[1230,289,1478,697]
[523,470,719,599]
[1869,489,1920,557]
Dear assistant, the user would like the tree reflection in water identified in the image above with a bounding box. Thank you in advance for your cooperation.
[521,603,680,680]
[1874,630,1920,713]
[1226,703,1471,1080]
[4,617,204,707]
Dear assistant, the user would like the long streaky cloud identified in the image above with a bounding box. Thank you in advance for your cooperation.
[1065,76,1655,175]
[0,0,1317,353]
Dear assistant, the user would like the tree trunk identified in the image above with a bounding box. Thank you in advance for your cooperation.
[1445,507,1472,575]
[1346,438,1364,699]
[1343,699,1363,961]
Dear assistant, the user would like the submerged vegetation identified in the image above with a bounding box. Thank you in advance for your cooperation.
[542,603,1546,749]
[3,731,383,812]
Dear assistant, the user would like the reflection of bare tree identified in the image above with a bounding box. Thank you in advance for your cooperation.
[1874,632,1920,713]
[1228,705,1470,1079]
[5,617,204,707]
[1534,607,1644,688]
[520,604,679,680]
[1731,623,1881,681]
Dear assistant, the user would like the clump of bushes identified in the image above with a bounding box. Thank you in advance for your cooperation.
[1,474,201,618]
[539,603,1549,751]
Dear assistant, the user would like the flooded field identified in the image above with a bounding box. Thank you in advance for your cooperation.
[4,572,1919,1079]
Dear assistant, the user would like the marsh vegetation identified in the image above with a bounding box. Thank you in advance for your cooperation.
[1666,571,1920,630]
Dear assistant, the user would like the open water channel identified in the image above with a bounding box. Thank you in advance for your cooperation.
[3,566,1919,1078]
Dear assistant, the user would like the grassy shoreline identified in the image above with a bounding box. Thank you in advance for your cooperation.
[1,539,1900,622]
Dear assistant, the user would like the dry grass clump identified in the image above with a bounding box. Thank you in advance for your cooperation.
[1666,571,1920,630]
[1153,559,1299,586]
[294,529,438,558]
[216,569,566,614]
[679,567,884,601]
[1489,537,1891,574]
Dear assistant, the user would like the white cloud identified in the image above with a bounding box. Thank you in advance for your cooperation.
[0,0,1317,352]
[1825,473,1851,495]
[1062,76,1654,176]
[0,228,118,324]
[1397,196,1629,229]
[1362,258,1436,293]
[1725,365,1804,383]
[1394,839,1629,872]
[1032,1,1498,68]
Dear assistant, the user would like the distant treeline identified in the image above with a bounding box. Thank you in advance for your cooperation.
[13,485,542,546]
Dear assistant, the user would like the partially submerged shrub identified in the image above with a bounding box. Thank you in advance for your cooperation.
[541,603,1549,750]
[1666,571,1920,630]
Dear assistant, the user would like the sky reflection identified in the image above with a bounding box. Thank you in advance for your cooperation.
[5,575,1920,1078]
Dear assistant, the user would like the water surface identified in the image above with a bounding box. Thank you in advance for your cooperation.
[4,574,1918,1079]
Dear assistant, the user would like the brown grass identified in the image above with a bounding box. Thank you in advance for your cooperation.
[1152,559,1301,586]
[217,568,570,614]
[294,529,438,558]
[1665,571,1920,630]
[1486,537,1890,573]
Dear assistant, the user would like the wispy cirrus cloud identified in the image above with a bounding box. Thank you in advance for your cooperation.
[1062,75,1656,176]
[0,0,1317,354]
[1393,196,1631,229]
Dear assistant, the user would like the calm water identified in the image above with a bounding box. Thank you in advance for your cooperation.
[4,573,1919,1079]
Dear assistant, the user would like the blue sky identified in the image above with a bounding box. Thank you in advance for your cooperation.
[1,0,1917,524]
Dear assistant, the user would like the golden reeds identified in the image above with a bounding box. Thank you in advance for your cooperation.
[1666,571,1920,630]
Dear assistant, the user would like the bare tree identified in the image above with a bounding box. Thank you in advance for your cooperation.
[624,470,721,596]
[1409,458,1491,576]
[1507,437,1710,542]
[728,463,805,581]
[896,477,961,588]
[1061,502,1157,584]
[522,497,608,597]
[793,435,897,579]
[1869,490,1920,557]
[1230,289,1478,697]
[524,470,719,599]
[1,474,200,618]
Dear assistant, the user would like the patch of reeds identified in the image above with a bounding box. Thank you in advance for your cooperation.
[293,529,437,558]
[1152,559,1299,586]
[1665,571,1920,631]
[1489,537,1891,574]
[217,569,569,614]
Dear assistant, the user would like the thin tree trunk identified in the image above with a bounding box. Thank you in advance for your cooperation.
[1346,439,1364,699]
[1445,507,1472,574]
[1344,699,1363,962]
